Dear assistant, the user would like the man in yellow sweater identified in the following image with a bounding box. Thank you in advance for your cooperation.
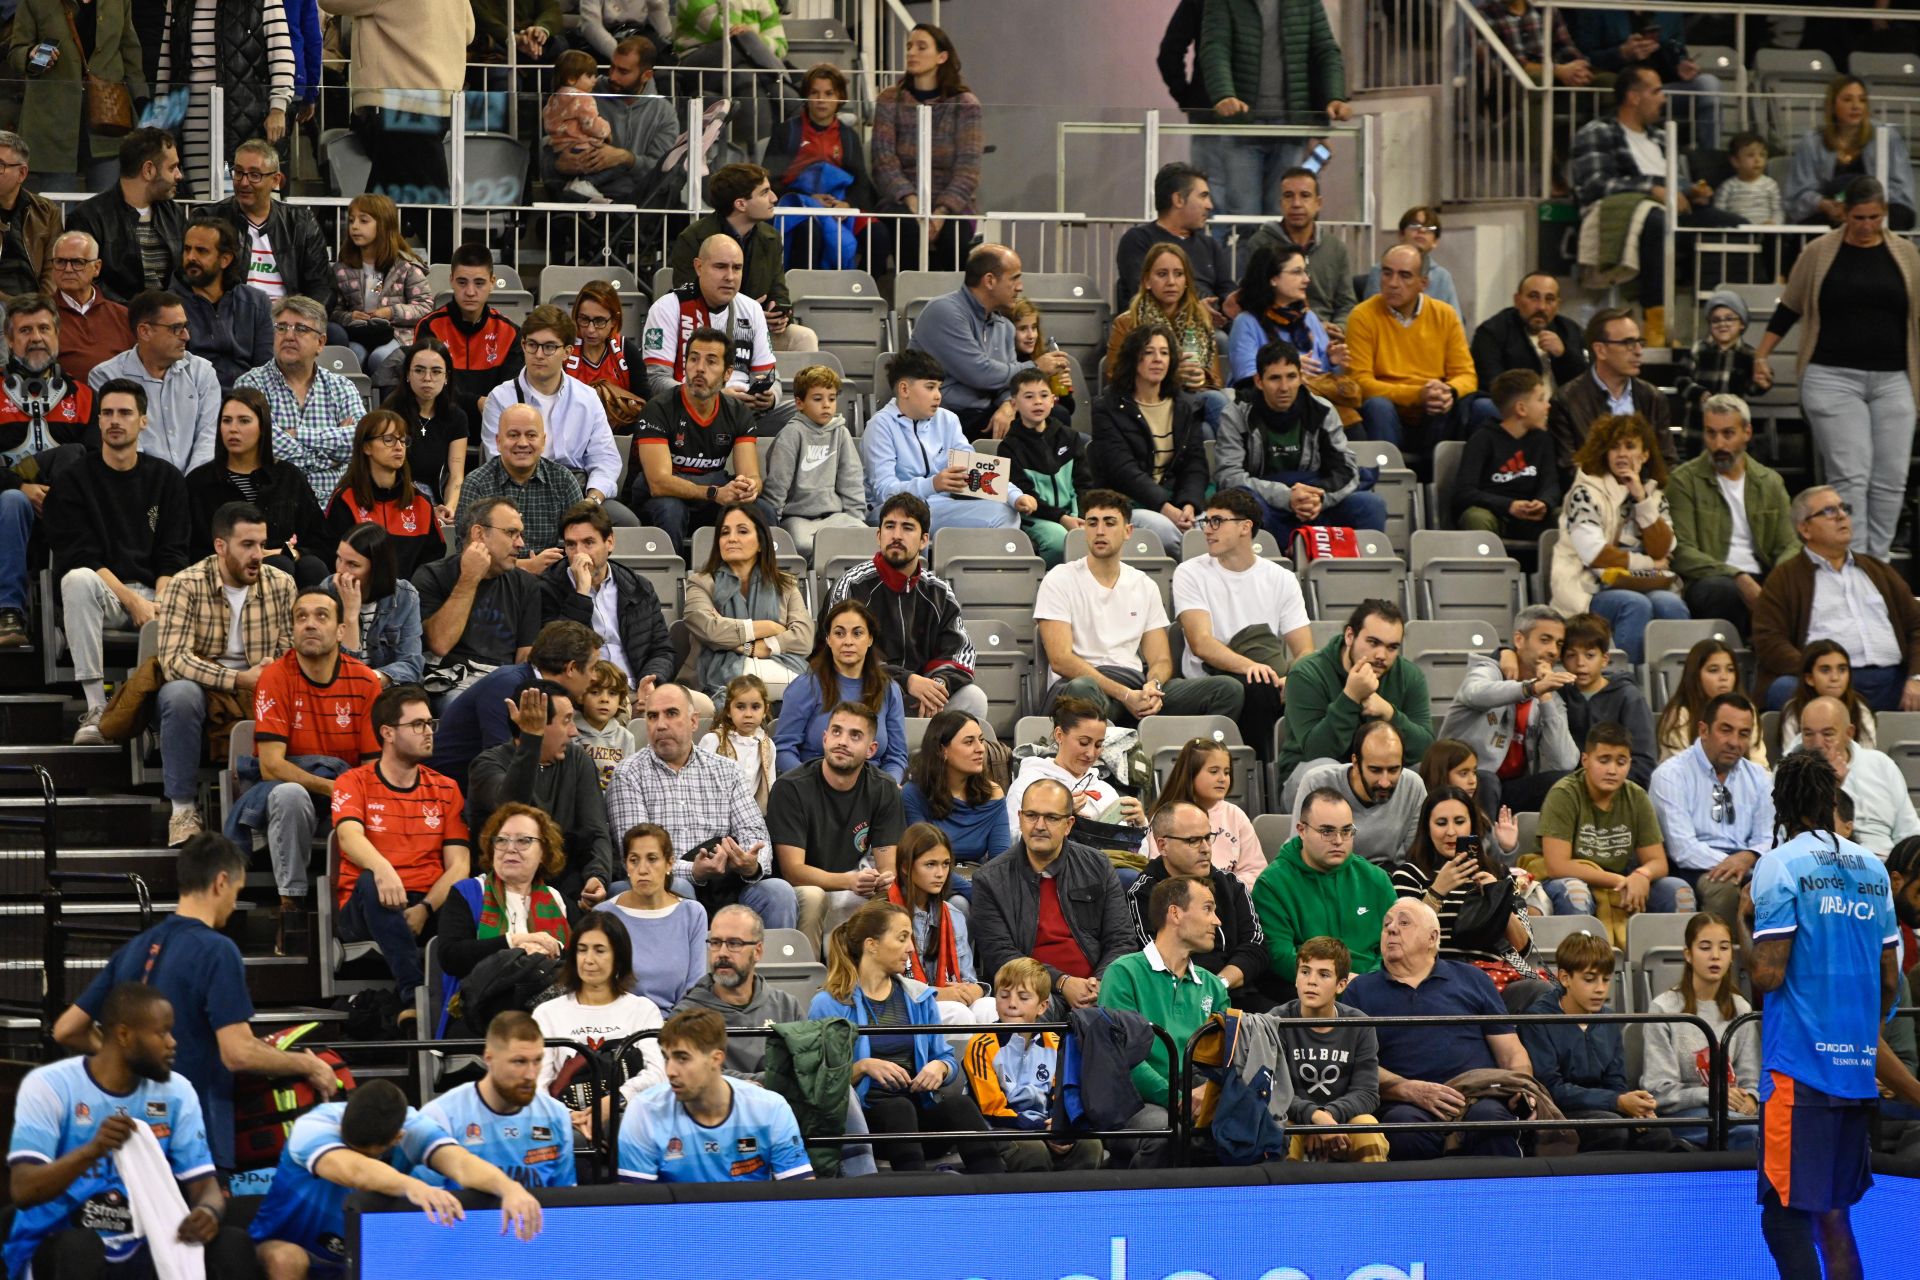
[1346,244,1476,458]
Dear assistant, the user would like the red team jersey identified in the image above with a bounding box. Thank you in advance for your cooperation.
[253,650,384,764]
[329,763,470,907]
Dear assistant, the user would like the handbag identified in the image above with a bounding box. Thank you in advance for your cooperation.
[1448,874,1519,954]
[62,4,134,137]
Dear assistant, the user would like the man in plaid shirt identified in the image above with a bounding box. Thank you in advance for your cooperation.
[1477,0,1591,87]
[152,501,294,846]
[605,682,798,928]
[456,403,585,569]
[236,295,363,499]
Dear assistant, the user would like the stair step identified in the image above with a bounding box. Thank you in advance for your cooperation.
[0,745,130,789]
[0,695,72,743]
[0,796,163,849]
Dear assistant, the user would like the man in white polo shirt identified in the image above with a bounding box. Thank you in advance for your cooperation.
[1035,489,1241,724]
[1172,487,1314,760]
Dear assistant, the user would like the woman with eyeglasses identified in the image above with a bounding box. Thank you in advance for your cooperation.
[322,409,445,580]
[594,822,707,1011]
[436,802,579,1035]
[186,387,328,585]
[1548,411,1689,664]
[1359,206,1461,320]
[565,281,647,429]
[532,913,666,1131]
[1143,738,1262,890]
[1754,174,1920,560]
[1226,244,1355,418]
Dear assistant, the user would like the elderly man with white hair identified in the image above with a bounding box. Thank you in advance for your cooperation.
[1665,393,1800,637]
[49,230,131,385]
[1344,897,1535,1159]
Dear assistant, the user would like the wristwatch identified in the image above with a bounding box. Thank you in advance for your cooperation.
[706,484,719,503]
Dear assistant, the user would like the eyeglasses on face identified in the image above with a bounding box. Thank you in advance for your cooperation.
[1018,809,1072,825]
[1306,824,1357,841]
[492,834,543,852]
[706,936,759,951]
[273,322,322,338]
[397,717,438,733]
[1197,514,1250,530]
[523,339,566,356]
[1808,502,1853,521]
[51,257,97,270]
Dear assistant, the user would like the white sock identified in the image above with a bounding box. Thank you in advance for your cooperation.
[171,800,196,819]
[81,681,106,712]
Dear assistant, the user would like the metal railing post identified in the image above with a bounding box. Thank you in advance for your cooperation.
[209,87,227,200]
[1144,109,1161,223]
[450,91,468,226]
[916,102,933,265]
[1664,118,1679,325]
[687,97,708,215]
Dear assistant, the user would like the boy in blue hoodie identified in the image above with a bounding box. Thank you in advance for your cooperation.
[862,348,1036,533]
[961,958,1102,1171]
[1519,933,1676,1151]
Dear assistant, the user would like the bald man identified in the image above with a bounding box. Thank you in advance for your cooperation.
[455,403,586,568]
[1344,243,1476,455]
[1345,898,1534,1159]
[640,232,790,437]
[908,243,1067,438]
[1797,695,1920,856]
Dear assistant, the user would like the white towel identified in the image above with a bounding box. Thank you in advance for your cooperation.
[111,1121,206,1280]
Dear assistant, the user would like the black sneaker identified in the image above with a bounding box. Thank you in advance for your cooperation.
[0,608,27,648]
[275,901,311,958]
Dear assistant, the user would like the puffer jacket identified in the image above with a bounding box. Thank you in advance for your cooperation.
[329,257,434,338]
[969,839,1137,988]
[1197,0,1347,122]
[1214,388,1361,509]
[760,1015,857,1178]
[161,0,294,151]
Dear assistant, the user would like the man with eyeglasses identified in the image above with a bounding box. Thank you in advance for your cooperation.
[0,130,61,297]
[1756,484,1920,716]
[1345,243,1476,454]
[1251,786,1398,988]
[1665,394,1798,638]
[0,295,93,645]
[1650,691,1774,937]
[479,305,633,528]
[226,582,381,954]
[168,216,273,391]
[1289,720,1428,868]
[412,496,542,695]
[972,777,1137,1016]
[465,678,614,909]
[203,138,336,312]
[1793,696,1920,858]
[50,231,132,386]
[89,291,223,477]
[331,683,473,1004]
[236,295,363,496]
[458,402,586,567]
[1126,801,1271,1009]
[1547,308,1675,480]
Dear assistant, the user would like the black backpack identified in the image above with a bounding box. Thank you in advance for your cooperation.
[449,948,564,1038]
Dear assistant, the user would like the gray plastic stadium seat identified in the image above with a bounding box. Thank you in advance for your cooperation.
[894,271,963,340]
[1410,531,1524,631]
[1644,619,1745,706]
[1300,529,1405,617]
[933,529,1046,647]
[789,270,887,389]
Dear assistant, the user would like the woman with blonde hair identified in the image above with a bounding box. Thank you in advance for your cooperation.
[331,193,433,371]
[1105,242,1226,431]
[1785,75,1917,229]
[1548,412,1689,663]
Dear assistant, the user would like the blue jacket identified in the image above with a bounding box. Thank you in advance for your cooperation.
[169,276,273,389]
[222,753,348,842]
[1051,1005,1156,1132]
[907,287,1027,412]
[860,397,1025,519]
[773,669,908,781]
[1228,306,1334,386]
[808,980,956,1105]
[1518,987,1632,1114]
[325,575,423,687]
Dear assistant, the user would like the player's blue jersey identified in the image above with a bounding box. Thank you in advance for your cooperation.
[247,1102,452,1262]
[1753,830,1898,1100]
[617,1080,813,1184]
[4,1057,213,1280]
[420,1084,576,1188]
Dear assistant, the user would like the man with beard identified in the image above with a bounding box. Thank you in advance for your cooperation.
[51,380,194,745]
[5,983,257,1279]
[544,36,678,205]
[1439,604,1578,813]
[52,836,339,1175]
[640,235,788,440]
[768,702,905,951]
[232,585,382,954]
[89,291,222,476]
[1288,721,1428,867]
[1666,394,1799,637]
[169,218,271,391]
[421,1012,576,1188]
[331,684,473,1005]
[825,493,988,722]
[0,294,91,646]
[65,129,185,302]
[1277,598,1433,785]
[626,325,763,557]
[150,502,295,846]
[1467,272,1589,421]
[235,296,363,498]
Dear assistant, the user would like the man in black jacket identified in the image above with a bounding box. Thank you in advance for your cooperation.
[466,681,614,908]
[1467,271,1588,425]
[971,779,1139,1016]
[1547,307,1676,476]
[1126,802,1271,1009]
[539,501,675,706]
[65,130,184,304]
[204,139,338,317]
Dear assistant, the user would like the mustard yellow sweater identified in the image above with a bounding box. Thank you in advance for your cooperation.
[1345,293,1477,424]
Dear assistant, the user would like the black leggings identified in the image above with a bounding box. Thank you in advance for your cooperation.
[33,1226,260,1280]
[861,1087,1007,1174]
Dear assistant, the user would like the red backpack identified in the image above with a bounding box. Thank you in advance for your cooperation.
[231,1023,356,1171]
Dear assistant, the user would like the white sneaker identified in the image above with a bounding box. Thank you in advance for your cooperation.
[72,709,105,745]
[167,808,203,848]
[564,177,611,204]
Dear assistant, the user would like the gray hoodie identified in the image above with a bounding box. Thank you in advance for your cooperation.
[1438,650,1578,779]
[763,411,866,520]
[1286,757,1426,866]
[1272,999,1381,1123]
[673,973,805,1079]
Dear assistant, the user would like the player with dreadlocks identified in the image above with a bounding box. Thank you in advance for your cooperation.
[1749,750,1897,1280]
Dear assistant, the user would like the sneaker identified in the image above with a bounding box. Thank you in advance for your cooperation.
[0,609,26,648]
[72,708,105,745]
[275,901,311,958]
[167,808,203,848]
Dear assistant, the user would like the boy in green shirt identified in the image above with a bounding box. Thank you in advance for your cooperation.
[1539,721,1695,918]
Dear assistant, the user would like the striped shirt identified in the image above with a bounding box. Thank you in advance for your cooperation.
[157,0,296,197]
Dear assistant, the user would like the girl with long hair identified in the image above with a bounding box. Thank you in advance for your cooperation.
[870,23,982,270]
[1641,912,1758,1148]
[594,824,707,1010]
[324,521,424,687]
[1655,637,1774,762]
[1089,321,1209,556]
[332,192,433,369]
[809,900,1005,1173]
[699,674,775,810]
[886,824,998,1023]
[1144,739,1262,888]
[773,599,906,780]
[1779,638,1879,750]
[901,709,1008,892]
[565,280,647,426]
[322,410,444,578]
[1104,243,1225,429]
[1416,738,1522,859]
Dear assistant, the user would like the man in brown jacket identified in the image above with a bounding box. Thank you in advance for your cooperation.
[1546,309,1676,479]
[1754,484,1920,713]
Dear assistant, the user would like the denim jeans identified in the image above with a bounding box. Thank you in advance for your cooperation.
[157,680,209,803]
[335,873,428,998]
[1588,587,1690,664]
[668,873,798,930]
[1242,487,1390,539]
[0,489,32,611]
[1128,507,1186,556]
[1800,363,1915,560]
[1379,1097,1523,1159]
[1211,136,1305,221]
[1546,874,1695,915]
[1668,1103,1758,1149]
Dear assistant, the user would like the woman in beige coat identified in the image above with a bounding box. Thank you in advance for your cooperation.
[681,502,813,699]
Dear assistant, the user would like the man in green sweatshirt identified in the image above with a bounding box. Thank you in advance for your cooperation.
[1252,788,1399,992]
[1277,598,1433,789]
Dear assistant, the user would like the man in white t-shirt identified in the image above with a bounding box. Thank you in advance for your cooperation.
[1666,393,1798,638]
[1171,487,1313,761]
[1035,489,1242,725]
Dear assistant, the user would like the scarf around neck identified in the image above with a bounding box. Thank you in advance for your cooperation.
[475,874,571,944]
